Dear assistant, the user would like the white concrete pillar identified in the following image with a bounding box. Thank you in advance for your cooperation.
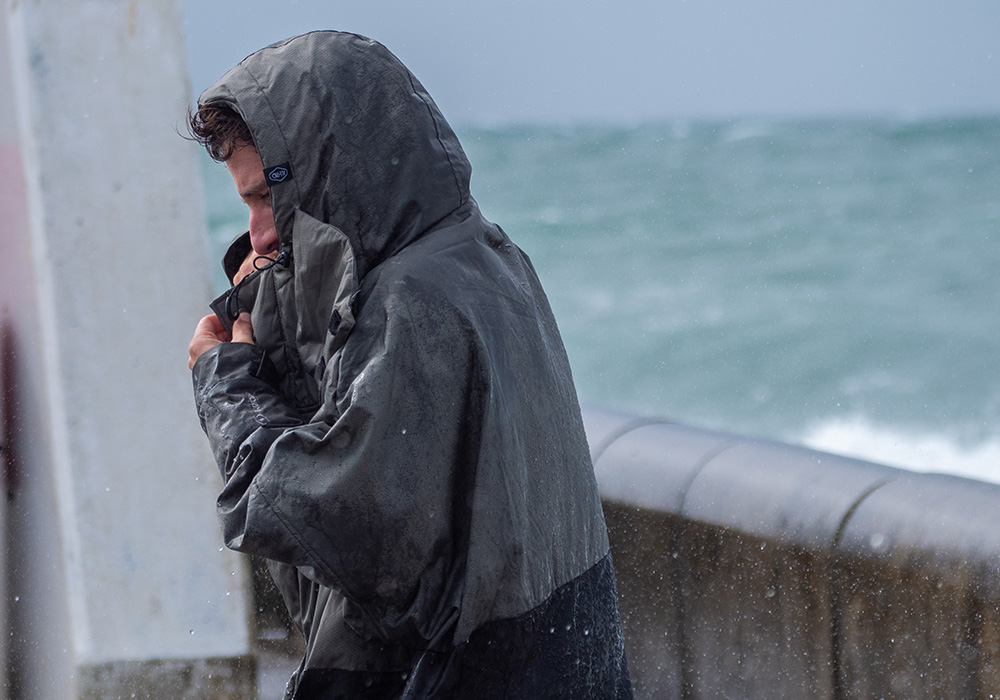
[0,2,254,698]
[0,18,18,670]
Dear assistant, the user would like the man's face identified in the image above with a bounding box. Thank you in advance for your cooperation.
[226,144,279,257]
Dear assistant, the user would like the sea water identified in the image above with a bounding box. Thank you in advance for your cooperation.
[200,116,1000,482]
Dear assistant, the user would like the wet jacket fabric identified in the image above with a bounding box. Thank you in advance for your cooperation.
[191,31,632,699]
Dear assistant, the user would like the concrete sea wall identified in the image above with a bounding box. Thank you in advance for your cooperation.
[587,407,1000,699]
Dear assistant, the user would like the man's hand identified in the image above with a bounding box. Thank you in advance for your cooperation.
[188,312,255,370]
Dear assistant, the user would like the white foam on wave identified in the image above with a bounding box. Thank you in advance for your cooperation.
[798,416,1000,485]
[722,121,774,143]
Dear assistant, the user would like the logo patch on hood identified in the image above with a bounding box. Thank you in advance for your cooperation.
[265,163,293,185]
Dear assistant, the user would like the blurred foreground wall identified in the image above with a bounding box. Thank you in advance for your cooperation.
[0,3,253,698]
[586,407,1000,700]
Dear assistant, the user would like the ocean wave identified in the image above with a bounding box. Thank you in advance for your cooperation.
[721,121,774,142]
[799,415,1000,485]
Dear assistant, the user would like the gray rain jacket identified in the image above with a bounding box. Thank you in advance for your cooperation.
[192,31,631,699]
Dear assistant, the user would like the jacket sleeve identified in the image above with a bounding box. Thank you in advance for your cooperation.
[192,292,476,649]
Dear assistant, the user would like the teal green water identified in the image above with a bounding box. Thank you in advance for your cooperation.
[201,117,1000,479]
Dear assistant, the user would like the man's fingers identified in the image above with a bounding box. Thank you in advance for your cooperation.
[188,313,254,371]
[201,314,231,341]
[231,312,255,345]
[188,315,231,370]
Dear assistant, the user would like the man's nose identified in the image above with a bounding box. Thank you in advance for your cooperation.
[249,213,278,255]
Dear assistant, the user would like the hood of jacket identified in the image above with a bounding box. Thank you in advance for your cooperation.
[200,31,471,278]
[199,31,474,406]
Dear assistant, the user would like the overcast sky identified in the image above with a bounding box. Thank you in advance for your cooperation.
[181,0,1000,125]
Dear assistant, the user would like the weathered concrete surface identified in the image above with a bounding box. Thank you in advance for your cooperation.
[588,406,1000,700]
[0,2,253,697]
[78,656,257,700]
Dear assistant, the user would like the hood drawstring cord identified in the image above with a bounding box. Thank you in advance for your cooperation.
[225,250,291,322]
[256,249,290,272]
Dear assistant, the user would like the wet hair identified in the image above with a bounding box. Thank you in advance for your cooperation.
[186,102,254,162]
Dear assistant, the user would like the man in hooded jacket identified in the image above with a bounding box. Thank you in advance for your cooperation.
[186,31,632,699]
